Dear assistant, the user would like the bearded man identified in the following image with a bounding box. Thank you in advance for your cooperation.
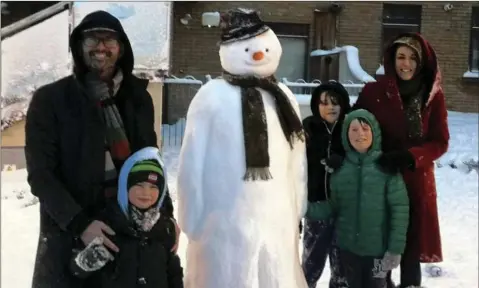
[25,10,178,288]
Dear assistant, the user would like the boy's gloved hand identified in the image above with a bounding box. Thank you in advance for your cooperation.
[372,252,401,279]
[325,154,343,170]
[320,154,343,173]
[74,236,115,273]
[381,251,402,271]
[376,150,415,174]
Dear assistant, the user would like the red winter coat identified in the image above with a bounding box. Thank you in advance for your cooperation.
[354,33,450,263]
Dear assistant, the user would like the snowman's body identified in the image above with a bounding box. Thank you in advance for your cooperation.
[177,27,308,288]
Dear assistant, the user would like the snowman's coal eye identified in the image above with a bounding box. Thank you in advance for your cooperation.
[245,48,249,52]
[266,48,269,52]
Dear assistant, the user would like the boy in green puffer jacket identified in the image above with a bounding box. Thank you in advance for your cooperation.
[306,109,409,288]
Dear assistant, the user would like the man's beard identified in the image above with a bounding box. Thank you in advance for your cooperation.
[83,50,116,74]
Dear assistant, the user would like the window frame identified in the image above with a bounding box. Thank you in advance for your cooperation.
[469,7,479,72]
[265,22,310,81]
[380,4,422,61]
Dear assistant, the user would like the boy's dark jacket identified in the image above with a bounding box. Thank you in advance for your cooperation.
[70,147,183,288]
[71,201,183,288]
[302,82,351,202]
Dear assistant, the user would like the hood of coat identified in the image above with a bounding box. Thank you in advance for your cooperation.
[117,147,168,218]
[342,109,382,158]
[383,32,442,106]
[69,10,134,78]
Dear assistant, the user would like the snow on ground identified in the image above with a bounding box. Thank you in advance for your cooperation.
[2,113,478,287]
[437,111,479,168]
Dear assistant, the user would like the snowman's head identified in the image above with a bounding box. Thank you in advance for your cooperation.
[219,28,282,78]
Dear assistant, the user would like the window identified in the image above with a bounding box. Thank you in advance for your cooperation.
[470,7,479,72]
[266,22,309,82]
[381,4,422,55]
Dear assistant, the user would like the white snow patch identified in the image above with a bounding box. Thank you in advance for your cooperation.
[462,70,479,79]
[436,111,478,168]
[376,64,385,75]
[310,46,376,83]
[296,94,358,107]
[1,10,70,126]
[310,47,343,57]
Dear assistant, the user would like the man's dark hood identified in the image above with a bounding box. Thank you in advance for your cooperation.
[69,10,134,77]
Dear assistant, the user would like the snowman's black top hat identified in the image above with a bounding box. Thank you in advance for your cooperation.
[219,8,270,45]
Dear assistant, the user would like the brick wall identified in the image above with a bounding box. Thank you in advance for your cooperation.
[337,2,383,75]
[171,2,479,114]
[171,2,317,78]
[168,2,319,122]
[337,2,479,112]
[420,3,478,112]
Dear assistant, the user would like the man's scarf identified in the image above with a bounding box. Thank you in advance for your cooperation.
[85,70,131,194]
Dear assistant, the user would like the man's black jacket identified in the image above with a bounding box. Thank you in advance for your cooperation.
[25,10,173,288]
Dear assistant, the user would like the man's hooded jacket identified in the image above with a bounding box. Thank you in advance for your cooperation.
[25,10,174,288]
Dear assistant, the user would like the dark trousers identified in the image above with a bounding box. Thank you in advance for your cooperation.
[340,250,387,288]
[301,219,349,288]
[386,253,422,288]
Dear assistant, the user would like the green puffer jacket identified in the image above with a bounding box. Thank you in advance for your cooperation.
[306,109,409,257]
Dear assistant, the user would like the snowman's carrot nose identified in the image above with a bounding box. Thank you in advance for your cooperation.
[252,51,264,61]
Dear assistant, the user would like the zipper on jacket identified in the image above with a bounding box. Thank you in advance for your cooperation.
[354,158,363,246]
[323,121,337,201]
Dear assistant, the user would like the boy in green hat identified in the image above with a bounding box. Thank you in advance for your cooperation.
[70,147,184,288]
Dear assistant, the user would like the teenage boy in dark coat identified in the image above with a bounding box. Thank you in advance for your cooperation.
[301,81,351,288]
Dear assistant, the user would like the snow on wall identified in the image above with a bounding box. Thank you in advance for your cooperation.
[340,46,376,83]
[72,2,172,71]
[310,46,376,83]
[1,10,70,127]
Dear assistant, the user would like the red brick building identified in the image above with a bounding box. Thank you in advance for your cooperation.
[171,2,478,113]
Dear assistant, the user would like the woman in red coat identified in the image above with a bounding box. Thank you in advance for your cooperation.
[354,32,450,288]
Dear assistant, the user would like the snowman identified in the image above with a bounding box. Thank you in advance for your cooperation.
[176,8,308,288]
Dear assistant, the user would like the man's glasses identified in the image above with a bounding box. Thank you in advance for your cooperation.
[83,36,119,48]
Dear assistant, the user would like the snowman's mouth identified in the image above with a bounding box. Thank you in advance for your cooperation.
[245,60,268,66]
